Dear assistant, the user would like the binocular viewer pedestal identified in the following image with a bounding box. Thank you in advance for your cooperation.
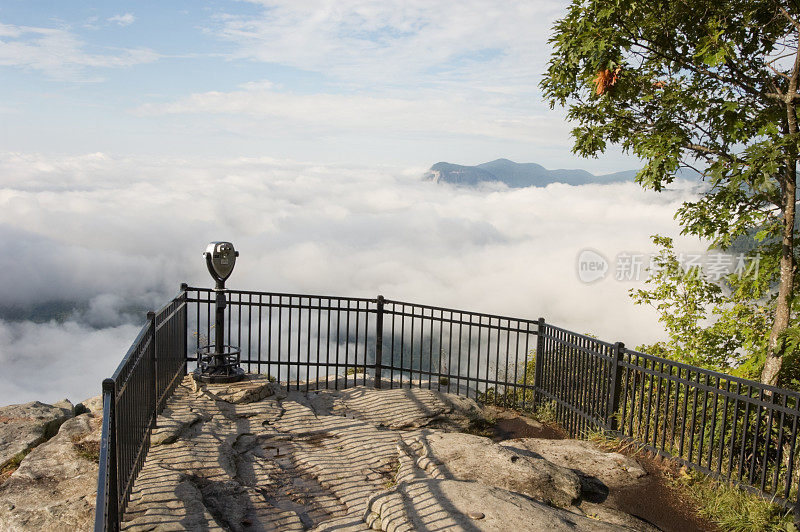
[193,241,245,384]
[193,344,245,384]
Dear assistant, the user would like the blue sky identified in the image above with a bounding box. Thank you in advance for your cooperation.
[0,2,699,405]
[0,0,639,170]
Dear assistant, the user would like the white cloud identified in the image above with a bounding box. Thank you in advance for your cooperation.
[0,320,140,406]
[136,84,573,145]
[0,21,157,80]
[108,13,136,27]
[0,151,707,404]
[213,1,562,90]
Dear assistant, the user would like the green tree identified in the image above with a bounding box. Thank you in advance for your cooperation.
[541,1,800,385]
[630,235,771,376]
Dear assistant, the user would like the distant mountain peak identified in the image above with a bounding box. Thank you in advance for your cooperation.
[423,159,638,188]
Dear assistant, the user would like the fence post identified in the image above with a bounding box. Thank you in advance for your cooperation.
[148,311,157,427]
[606,341,626,431]
[180,283,189,376]
[531,317,545,409]
[102,377,119,532]
[374,295,384,389]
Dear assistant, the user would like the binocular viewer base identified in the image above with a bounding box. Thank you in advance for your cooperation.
[193,345,245,384]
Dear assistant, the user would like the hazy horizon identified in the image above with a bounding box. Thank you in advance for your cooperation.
[0,2,705,406]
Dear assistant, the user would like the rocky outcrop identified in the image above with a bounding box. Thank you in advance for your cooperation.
[0,400,74,470]
[501,438,647,495]
[364,479,625,531]
[194,373,285,404]
[404,431,582,507]
[121,379,650,531]
[0,412,101,531]
[1,377,656,531]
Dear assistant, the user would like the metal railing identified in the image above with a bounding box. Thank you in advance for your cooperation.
[535,323,800,512]
[94,289,187,532]
[95,285,800,529]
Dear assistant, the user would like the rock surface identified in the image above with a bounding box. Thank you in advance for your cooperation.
[121,378,648,531]
[0,412,101,531]
[405,431,582,507]
[501,438,647,494]
[0,376,656,531]
[0,400,74,469]
[365,479,625,531]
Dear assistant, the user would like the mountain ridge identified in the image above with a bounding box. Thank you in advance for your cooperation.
[424,158,639,188]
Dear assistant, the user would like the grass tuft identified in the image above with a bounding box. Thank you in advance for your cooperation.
[676,471,796,532]
[464,414,497,438]
[71,435,101,463]
[534,400,558,425]
[0,449,31,483]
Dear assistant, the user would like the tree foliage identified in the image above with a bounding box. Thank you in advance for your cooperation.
[630,235,772,375]
[542,0,800,385]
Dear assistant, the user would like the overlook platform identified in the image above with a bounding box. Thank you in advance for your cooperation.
[120,373,658,531]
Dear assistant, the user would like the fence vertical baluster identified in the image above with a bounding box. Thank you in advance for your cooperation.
[643,358,654,444]
[738,386,754,482]
[148,311,157,428]
[298,297,304,390]
[694,373,708,465]
[494,319,502,402]
[447,310,453,393]
[759,393,776,491]
[438,310,444,390]
[772,394,787,494]
[466,315,473,399]
[399,304,406,387]
[679,369,691,458]
[315,298,321,388]
[410,306,416,388]
[626,353,638,438]
[476,318,483,400]
[652,361,664,449]
[246,294,252,372]
[748,389,765,484]
[306,298,312,391]
[512,322,520,408]
[268,295,273,382]
[375,296,384,389]
[669,365,680,450]
[457,312,463,394]
[429,309,435,390]
[727,383,742,480]
[621,349,633,436]
[353,300,360,387]
[706,376,719,470]
[784,397,800,500]
[390,302,396,388]
[659,362,670,452]
[717,379,731,476]
[633,353,645,439]
[606,341,625,432]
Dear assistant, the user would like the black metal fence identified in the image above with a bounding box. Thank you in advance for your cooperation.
[535,323,800,512]
[94,290,187,532]
[95,285,800,530]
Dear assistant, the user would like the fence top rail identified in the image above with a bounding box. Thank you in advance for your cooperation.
[382,298,541,328]
[110,319,152,385]
[541,322,616,349]
[624,347,800,401]
[155,289,187,317]
[185,286,376,304]
[182,285,799,402]
[185,286,543,328]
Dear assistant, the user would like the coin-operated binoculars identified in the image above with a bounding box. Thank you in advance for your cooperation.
[194,241,245,383]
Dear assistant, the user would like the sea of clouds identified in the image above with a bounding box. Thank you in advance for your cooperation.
[0,152,706,406]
